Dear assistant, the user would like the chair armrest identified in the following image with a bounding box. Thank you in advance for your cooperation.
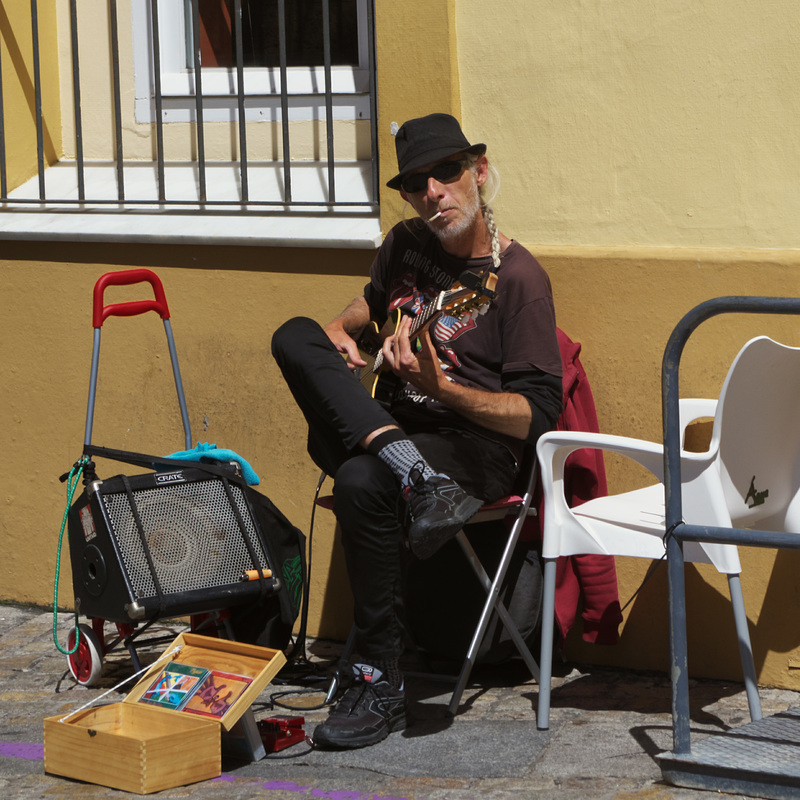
[536,430,667,490]
[679,398,717,447]
[536,428,721,559]
[536,431,669,560]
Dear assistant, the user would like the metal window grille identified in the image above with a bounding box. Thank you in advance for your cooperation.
[0,0,379,211]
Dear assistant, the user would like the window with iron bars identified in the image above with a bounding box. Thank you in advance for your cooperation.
[0,0,380,247]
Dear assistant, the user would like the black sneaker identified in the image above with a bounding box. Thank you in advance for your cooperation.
[312,664,406,749]
[406,465,484,560]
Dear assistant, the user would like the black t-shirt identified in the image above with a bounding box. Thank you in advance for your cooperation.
[364,220,562,460]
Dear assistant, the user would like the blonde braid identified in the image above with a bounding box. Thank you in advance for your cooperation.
[468,150,502,273]
[482,204,501,273]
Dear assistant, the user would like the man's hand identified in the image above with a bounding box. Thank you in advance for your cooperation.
[323,296,371,370]
[324,318,366,370]
[382,315,445,397]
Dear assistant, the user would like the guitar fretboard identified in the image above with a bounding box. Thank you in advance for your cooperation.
[371,291,448,372]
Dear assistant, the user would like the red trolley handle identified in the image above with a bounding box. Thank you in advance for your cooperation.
[92,268,171,328]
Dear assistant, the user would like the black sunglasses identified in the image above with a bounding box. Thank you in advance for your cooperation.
[400,159,468,194]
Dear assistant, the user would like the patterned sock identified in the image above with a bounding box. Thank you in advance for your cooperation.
[374,438,439,489]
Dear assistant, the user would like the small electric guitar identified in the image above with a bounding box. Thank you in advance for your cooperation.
[355,272,498,408]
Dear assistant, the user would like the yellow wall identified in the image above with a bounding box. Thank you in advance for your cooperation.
[0,0,61,191]
[452,0,800,688]
[2,0,800,692]
[375,0,461,228]
[457,0,800,250]
[1,242,372,644]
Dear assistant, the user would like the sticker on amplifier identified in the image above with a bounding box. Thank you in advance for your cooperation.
[79,505,96,542]
[155,471,187,485]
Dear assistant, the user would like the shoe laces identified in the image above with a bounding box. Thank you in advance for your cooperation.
[404,461,427,511]
[332,677,394,718]
[406,461,426,491]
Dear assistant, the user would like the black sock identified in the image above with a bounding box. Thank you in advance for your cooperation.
[366,427,407,456]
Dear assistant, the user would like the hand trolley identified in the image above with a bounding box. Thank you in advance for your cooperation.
[63,269,279,686]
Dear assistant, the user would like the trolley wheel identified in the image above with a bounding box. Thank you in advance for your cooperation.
[67,624,104,686]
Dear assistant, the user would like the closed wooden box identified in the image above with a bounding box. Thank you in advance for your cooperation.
[44,633,286,794]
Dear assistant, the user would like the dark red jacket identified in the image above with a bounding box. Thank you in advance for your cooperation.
[525,329,623,645]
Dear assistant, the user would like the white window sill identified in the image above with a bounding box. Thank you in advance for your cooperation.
[0,161,382,249]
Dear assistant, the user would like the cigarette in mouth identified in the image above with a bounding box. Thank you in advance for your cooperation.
[427,211,442,222]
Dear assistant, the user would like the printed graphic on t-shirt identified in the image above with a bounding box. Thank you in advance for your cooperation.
[400,246,455,291]
[388,268,482,375]
[387,270,437,315]
[431,313,478,369]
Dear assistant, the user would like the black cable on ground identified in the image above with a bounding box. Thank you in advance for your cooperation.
[269,472,342,711]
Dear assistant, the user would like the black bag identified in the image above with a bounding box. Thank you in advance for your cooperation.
[226,486,307,654]
[404,520,542,665]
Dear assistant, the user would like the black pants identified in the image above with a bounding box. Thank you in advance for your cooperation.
[271,316,517,659]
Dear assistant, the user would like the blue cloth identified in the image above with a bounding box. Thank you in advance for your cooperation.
[166,442,260,486]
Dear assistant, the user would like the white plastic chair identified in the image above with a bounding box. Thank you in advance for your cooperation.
[533,337,796,730]
[711,337,800,535]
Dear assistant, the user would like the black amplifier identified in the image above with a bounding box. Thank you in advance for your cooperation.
[67,465,279,623]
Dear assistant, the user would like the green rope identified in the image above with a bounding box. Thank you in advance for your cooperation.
[53,457,89,655]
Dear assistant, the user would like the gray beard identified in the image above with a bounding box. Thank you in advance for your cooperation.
[428,179,482,246]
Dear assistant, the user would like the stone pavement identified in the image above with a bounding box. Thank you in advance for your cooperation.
[2,603,799,800]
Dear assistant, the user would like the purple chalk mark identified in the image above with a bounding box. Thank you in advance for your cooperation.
[0,742,44,761]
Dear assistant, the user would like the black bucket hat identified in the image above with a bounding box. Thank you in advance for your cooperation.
[386,113,486,190]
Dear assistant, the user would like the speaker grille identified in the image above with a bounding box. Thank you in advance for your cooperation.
[100,479,269,599]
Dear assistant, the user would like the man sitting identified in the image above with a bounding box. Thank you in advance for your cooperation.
[272,112,563,749]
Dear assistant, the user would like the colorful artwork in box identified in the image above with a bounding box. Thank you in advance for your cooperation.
[139,662,210,711]
[182,671,253,719]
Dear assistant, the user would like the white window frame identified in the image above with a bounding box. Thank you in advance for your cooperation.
[131,0,373,124]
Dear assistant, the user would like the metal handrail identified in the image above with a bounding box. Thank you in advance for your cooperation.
[661,296,800,755]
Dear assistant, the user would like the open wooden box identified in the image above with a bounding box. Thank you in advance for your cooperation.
[44,633,286,794]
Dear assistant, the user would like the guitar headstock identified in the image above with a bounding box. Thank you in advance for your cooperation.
[440,272,497,320]
[442,292,490,320]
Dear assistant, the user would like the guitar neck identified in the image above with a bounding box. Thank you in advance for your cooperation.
[409,304,437,337]
[370,300,437,373]
[364,280,492,375]
[408,288,455,337]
